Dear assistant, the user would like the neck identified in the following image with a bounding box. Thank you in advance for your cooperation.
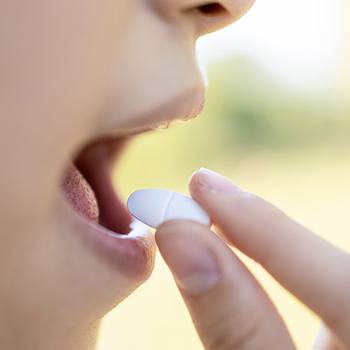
[0,315,100,350]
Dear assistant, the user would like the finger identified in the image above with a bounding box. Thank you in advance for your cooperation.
[313,326,346,350]
[189,168,350,345]
[156,220,295,350]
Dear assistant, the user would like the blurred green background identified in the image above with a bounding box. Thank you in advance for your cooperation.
[98,1,350,349]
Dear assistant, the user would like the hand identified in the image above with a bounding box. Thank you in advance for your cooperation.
[155,168,350,349]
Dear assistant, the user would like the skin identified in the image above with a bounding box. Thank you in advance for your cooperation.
[156,168,350,349]
[7,1,347,349]
[0,0,254,349]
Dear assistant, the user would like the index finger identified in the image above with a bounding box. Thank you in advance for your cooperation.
[189,168,350,346]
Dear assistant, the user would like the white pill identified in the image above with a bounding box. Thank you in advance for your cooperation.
[127,189,211,229]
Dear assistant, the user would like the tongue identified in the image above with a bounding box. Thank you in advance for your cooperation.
[74,138,132,234]
[61,163,99,222]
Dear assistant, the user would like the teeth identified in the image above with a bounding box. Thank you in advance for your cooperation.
[152,118,191,131]
[128,219,151,237]
[152,120,172,130]
[104,218,151,239]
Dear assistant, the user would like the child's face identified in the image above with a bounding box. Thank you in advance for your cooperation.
[0,0,254,342]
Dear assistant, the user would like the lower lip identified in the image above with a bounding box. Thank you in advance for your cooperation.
[59,192,155,278]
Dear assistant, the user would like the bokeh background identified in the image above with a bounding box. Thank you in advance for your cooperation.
[97,1,350,349]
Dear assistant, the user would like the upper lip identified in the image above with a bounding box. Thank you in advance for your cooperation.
[99,85,206,139]
[153,85,206,124]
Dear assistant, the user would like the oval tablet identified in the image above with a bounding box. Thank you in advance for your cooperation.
[127,189,210,229]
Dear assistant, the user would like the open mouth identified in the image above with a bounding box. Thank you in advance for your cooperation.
[56,88,206,279]
[57,126,165,279]
[58,89,206,273]
[60,129,152,237]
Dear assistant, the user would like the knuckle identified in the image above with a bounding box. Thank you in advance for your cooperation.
[324,308,350,342]
[239,195,289,269]
[229,191,283,224]
[204,311,262,350]
[229,190,255,208]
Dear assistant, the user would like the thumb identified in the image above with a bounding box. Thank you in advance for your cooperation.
[155,220,295,349]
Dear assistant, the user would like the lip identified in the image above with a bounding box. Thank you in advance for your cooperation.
[100,85,206,135]
[60,137,156,279]
[59,189,156,279]
[134,87,206,127]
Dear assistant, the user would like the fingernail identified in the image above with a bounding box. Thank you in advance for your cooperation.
[195,168,241,194]
[171,247,220,295]
[158,231,220,295]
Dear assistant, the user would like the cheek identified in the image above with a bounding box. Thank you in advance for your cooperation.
[1,0,132,124]
[0,1,134,228]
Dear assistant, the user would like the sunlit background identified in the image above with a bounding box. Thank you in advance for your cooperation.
[98,1,350,349]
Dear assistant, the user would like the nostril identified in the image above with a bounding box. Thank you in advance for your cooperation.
[197,3,226,16]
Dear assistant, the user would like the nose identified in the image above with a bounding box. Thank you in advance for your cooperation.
[155,0,256,36]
